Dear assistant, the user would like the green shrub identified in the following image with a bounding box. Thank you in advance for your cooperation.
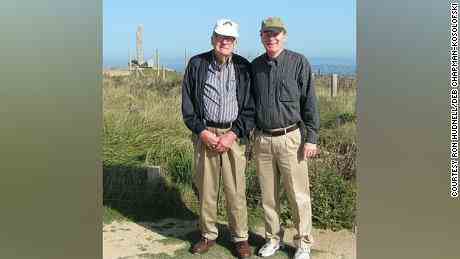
[245,162,261,208]
[337,111,356,124]
[243,161,356,230]
[310,169,356,230]
[317,122,357,180]
[321,111,357,129]
[167,150,194,185]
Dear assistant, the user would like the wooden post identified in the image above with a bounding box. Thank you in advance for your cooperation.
[184,48,188,68]
[156,48,160,78]
[162,65,165,81]
[136,24,144,65]
[146,165,162,182]
[128,48,131,71]
[331,73,338,97]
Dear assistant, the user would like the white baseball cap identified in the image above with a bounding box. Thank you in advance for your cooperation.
[213,19,239,38]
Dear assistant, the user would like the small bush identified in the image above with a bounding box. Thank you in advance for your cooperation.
[167,150,194,185]
[243,162,356,230]
[310,169,356,230]
[337,111,356,124]
[317,122,357,180]
[322,111,357,129]
[245,163,261,208]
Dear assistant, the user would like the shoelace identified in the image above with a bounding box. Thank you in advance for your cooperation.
[262,242,278,250]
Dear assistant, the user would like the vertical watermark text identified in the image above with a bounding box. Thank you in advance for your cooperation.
[451,2,459,198]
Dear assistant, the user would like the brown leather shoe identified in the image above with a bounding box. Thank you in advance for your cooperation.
[234,240,251,258]
[191,237,216,254]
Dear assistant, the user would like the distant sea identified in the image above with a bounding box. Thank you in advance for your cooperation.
[311,64,356,76]
[104,57,356,76]
[166,63,356,76]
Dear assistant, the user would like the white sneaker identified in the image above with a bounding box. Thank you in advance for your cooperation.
[294,247,311,259]
[258,240,280,257]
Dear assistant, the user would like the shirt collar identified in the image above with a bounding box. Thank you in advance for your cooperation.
[264,48,286,66]
[211,51,233,71]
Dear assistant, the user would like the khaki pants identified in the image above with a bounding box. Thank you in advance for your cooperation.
[254,128,313,248]
[192,127,249,242]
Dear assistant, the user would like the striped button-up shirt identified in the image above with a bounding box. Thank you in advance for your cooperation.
[203,55,238,123]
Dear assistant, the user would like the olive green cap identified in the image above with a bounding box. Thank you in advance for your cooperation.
[261,17,287,33]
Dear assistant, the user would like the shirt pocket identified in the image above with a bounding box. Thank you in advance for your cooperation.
[279,79,300,102]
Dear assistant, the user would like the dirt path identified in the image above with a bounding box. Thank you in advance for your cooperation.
[103,219,355,259]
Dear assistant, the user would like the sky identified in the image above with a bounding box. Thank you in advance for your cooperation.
[103,0,356,68]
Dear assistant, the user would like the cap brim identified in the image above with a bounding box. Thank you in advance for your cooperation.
[214,32,233,37]
[214,31,239,38]
[261,27,284,33]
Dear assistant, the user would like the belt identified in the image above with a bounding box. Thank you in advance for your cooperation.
[261,124,299,137]
[206,121,233,129]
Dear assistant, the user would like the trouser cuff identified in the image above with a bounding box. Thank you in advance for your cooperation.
[232,234,249,242]
[202,232,218,241]
[294,235,313,248]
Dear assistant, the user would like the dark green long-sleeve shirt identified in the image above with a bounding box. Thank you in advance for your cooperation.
[251,49,320,144]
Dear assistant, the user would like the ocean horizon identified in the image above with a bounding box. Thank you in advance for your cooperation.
[104,56,356,76]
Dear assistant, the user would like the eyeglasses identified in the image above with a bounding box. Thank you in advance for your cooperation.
[215,35,236,43]
[261,30,282,38]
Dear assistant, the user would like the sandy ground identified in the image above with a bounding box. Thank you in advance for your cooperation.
[103,219,194,259]
[103,219,355,259]
[253,226,356,259]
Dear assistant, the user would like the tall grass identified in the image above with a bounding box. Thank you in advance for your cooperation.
[103,75,191,167]
[313,79,357,180]
[103,72,357,229]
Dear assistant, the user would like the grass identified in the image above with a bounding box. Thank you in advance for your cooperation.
[103,72,357,231]
[103,206,127,224]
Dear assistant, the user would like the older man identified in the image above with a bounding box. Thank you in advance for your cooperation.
[251,17,320,259]
[181,19,254,258]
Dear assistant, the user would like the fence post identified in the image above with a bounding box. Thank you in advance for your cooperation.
[331,73,338,97]
[156,49,160,78]
[184,48,188,68]
[146,165,163,182]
